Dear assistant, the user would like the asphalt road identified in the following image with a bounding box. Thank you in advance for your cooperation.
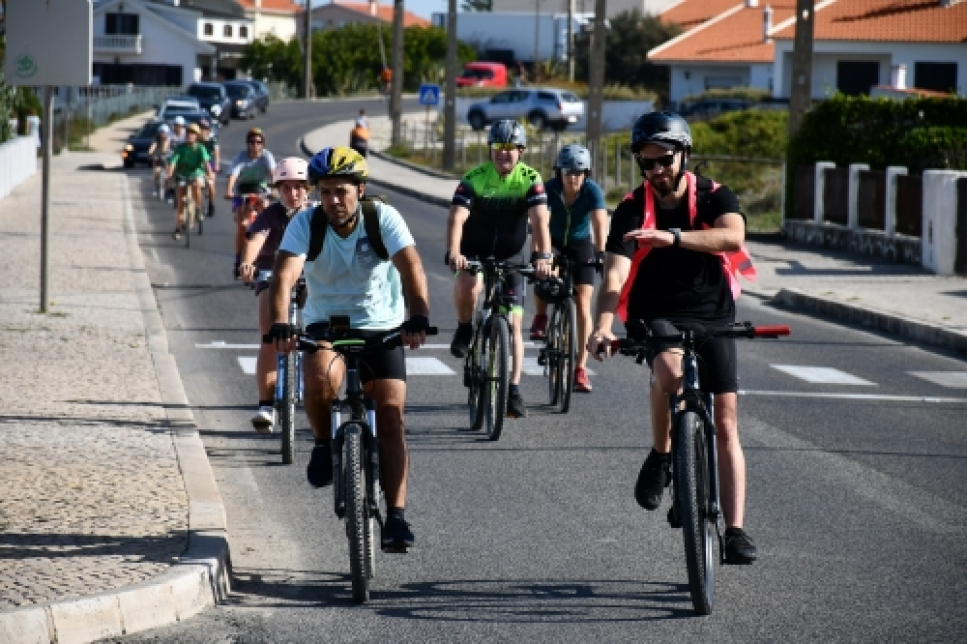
[111,100,967,643]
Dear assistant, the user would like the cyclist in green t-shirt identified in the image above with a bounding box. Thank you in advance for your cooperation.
[446,119,553,419]
[167,123,214,240]
[199,119,220,218]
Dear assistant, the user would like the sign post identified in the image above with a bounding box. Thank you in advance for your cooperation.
[418,84,440,161]
[5,1,92,313]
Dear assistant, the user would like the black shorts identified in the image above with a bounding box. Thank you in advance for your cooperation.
[305,323,407,383]
[553,239,596,286]
[636,319,738,394]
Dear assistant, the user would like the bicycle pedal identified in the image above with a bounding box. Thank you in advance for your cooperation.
[667,505,682,529]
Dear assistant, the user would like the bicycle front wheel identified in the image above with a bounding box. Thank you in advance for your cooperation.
[279,352,297,465]
[482,315,509,441]
[546,307,560,406]
[557,299,576,414]
[672,411,715,615]
[468,324,485,431]
[344,425,370,603]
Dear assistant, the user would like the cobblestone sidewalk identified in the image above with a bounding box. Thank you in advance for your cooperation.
[0,154,189,609]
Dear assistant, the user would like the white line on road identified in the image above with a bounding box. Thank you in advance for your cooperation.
[238,356,257,375]
[739,390,967,404]
[771,365,876,386]
[406,357,456,375]
[908,371,967,389]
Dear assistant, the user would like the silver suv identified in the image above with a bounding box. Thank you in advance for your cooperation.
[466,88,585,132]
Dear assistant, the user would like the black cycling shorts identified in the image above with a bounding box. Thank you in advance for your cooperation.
[637,319,738,394]
[553,239,597,286]
[305,323,407,384]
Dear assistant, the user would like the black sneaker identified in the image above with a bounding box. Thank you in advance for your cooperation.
[207,201,215,218]
[450,324,473,358]
[506,390,527,418]
[724,527,758,564]
[381,514,415,552]
[172,227,183,241]
[306,444,333,488]
[634,449,671,510]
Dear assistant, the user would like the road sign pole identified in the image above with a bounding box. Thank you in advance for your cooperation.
[40,86,53,313]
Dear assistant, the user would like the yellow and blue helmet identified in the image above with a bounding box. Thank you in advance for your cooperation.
[307,146,369,184]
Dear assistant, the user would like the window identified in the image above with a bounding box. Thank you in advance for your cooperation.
[203,23,213,36]
[224,25,233,37]
[704,76,742,91]
[240,26,248,38]
[106,12,139,35]
[837,61,880,96]
[915,62,957,93]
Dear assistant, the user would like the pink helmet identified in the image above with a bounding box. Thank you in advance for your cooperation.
[272,157,309,185]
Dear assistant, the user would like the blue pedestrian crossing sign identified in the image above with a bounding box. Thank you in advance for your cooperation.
[419,83,440,107]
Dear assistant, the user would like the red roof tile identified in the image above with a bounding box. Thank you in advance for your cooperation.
[331,2,431,28]
[651,2,798,63]
[772,0,967,42]
[236,0,303,13]
[660,0,743,31]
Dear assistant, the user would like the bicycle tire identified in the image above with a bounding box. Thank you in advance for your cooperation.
[546,307,560,406]
[279,352,297,465]
[196,194,204,236]
[344,425,370,603]
[558,298,576,413]
[184,195,192,249]
[672,410,715,615]
[483,315,509,441]
[366,478,380,579]
[468,322,486,431]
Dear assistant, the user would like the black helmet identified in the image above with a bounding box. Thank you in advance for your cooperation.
[630,111,692,154]
[534,276,567,304]
[488,119,527,148]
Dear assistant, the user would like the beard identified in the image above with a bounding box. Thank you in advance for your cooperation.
[648,174,675,197]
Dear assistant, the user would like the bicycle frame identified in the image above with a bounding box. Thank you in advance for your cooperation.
[265,272,305,404]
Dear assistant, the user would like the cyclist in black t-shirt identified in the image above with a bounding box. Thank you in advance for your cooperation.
[587,111,758,564]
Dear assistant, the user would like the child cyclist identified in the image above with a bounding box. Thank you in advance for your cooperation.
[167,123,215,240]
[237,158,314,432]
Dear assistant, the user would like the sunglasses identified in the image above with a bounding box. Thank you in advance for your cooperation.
[637,153,676,171]
[248,139,264,145]
[563,169,585,177]
[490,142,521,152]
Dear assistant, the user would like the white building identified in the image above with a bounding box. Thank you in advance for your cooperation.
[489,0,676,19]
[236,0,303,41]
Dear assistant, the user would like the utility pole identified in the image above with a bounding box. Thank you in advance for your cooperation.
[442,0,458,170]
[567,0,575,82]
[788,0,815,137]
[391,0,404,145]
[302,0,312,99]
[585,0,606,165]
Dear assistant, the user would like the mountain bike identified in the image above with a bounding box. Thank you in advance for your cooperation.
[463,258,536,441]
[292,319,437,603]
[176,176,203,248]
[259,270,305,465]
[614,321,790,615]
[537,255,602,413]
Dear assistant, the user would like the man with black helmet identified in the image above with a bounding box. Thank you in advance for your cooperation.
[446,119,553,419]
[588,111,759,564]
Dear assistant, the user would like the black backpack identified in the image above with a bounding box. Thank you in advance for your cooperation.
[307,196,390,262]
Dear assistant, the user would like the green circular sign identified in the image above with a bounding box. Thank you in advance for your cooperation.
[15,54,38,79]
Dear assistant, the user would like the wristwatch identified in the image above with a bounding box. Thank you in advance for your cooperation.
[669,228,682,248]
[532,252,553,261]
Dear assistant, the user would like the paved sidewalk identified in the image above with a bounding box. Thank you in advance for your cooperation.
[304,117,967,356]
[0,120,229,641]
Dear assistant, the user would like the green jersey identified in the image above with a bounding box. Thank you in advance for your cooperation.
[170,142,210,179]
[451,161,547,258]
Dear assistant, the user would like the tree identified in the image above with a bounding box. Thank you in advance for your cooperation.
[575,9,680,103]
[240,35,302,92]
[461,0,492,10]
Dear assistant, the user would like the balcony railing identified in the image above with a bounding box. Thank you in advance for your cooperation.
[93,34,143,54]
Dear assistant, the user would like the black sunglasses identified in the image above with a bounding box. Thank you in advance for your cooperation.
[637,153,676,171]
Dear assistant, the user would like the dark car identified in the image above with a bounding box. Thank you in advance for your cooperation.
[223,81,258,119]
[121,120,164,168]
[186,82,231,126]
[237,79,269,114]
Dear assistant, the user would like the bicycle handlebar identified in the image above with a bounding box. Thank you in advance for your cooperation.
[609,322,791,353]
[262,325,439,351]
[463,258,537,277]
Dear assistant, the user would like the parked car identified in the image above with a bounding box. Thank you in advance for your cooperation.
[456,62,508,88]
[466,87,584,132]
[186,82,231,126]
[678,98,752,120]
[235,79,269,114]
[122,120,164,168]
[223,81,258,119]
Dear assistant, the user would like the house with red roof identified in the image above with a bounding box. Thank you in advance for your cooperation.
[308,0,431,32]
[235,0,303,41]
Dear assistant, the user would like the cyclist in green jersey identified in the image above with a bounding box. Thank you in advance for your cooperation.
[167,123,215,240]
[446,119,553,419]
[199,119,220,217]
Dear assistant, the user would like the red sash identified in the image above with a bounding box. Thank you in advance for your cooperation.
[615,172,757,322]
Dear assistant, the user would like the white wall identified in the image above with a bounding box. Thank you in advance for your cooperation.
[93,8,199,85]
[490,0,675,19]
[773,40,967,99]
[0,137,37,202]
[198,17,255,45]
[668,65,755,104]
[250,13,297,41]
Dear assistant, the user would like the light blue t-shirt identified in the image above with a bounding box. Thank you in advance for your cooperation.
[279,201,415,329]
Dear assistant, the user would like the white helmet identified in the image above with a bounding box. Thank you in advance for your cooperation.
[272,157,309,185]
[158,124,170,135]
[173,116,186,126]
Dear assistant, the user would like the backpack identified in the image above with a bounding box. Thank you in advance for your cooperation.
[307,195,390,262]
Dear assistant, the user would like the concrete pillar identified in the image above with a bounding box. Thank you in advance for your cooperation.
[814,161,836,223]
[848,163,869,229]
[884,166,907,237]
[921,170,967,275]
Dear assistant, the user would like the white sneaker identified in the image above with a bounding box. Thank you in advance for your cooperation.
[251,406,276,434]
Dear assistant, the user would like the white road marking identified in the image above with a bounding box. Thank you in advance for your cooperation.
[406,357,456,375]
[521,357,545,377]
[908,371,967,389]
[199,342,260,349]
[771,365,876,386]
[739,390,967,404]
[238,356,257,375]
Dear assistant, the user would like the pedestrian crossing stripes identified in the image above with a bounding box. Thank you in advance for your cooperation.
[771,365,876,386]
[236,355,597,377]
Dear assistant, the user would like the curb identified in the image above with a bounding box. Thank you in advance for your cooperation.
[0,174,232,644]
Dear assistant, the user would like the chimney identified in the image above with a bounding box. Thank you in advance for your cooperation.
[891,64,907,90]
[746,0,759,8]
[763,4,773,41]
[370,0,377,17]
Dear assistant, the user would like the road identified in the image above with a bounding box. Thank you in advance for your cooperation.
[111,100,967,642]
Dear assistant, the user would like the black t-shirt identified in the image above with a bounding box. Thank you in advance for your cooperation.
[606,180,744,324]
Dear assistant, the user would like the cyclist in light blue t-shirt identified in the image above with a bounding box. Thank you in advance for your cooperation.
[267,147,431,552]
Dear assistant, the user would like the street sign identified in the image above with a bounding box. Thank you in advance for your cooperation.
[419,84,441,107]
[4,0,92,86]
